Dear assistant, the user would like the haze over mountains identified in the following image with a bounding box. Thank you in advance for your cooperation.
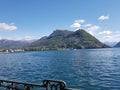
[0,39,32,49]
[104,42,118,47]
[0,29,119,50]
[114,42,120,47]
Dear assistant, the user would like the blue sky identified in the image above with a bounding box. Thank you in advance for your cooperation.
[0,0,120,42]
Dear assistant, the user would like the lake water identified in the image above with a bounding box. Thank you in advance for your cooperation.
[0,48,120,90]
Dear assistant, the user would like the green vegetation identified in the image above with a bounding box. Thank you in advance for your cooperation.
[0,29,110,52]
[30,29,109,50]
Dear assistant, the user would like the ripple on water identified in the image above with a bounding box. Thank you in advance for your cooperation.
[0,48,120,89]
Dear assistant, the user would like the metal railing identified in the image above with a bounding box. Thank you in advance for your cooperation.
[0,79,72,90]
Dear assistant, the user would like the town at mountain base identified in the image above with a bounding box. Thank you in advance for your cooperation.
[29,29,110,50]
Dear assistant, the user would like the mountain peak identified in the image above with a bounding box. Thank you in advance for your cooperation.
[30,29,109,49]
[48,29,73,38]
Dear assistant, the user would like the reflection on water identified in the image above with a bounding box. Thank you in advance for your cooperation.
[0,48,120,89]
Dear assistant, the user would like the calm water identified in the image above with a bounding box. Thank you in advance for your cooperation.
[0,48,120,90]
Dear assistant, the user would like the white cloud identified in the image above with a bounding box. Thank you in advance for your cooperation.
[87,31,95,36]
[98,15,109,21]
[84,24,92,27]
[98,30,120,43]
[70,23,81,28]
[0,23,17,31]
[87,25,100,35]
[13,36,34,41]
[101,34,120,42]
[99,30,112,35]
[87,25,100,31]
[0,36,34,41]
[75,19,85,23]
[70,19,85,29]
[24,36,34,40]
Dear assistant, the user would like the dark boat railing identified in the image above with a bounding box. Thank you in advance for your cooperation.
[0,79,72,90]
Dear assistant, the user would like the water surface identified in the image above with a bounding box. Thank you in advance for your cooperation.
[0,48,120,90]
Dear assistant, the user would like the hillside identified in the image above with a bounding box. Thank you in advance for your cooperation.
[114,42,120,47]
[0,39,32,49]
[30,29,109,49]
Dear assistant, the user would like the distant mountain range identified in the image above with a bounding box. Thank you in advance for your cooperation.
[0,29,111,50]
[30,29,109,49]
[114,42,120,47]
[103,42,117,47]
[0,39,32,49]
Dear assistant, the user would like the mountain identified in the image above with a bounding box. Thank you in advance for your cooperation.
[114,42,120,47]
[0,39,33,49]
[104,41,118,47]
[30,29,109,49]
[48,29,73,38]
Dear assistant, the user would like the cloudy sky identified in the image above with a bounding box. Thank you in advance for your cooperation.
[0,0,120,42]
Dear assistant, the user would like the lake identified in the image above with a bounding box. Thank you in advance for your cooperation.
[0,48,120,90]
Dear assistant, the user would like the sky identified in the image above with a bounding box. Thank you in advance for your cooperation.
[0,0,120,43]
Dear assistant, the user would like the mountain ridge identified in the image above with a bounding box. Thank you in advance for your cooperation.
[0,39,33,49]
[30,29,109,49]
[0,29,110,50]
[114,42,120,47]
